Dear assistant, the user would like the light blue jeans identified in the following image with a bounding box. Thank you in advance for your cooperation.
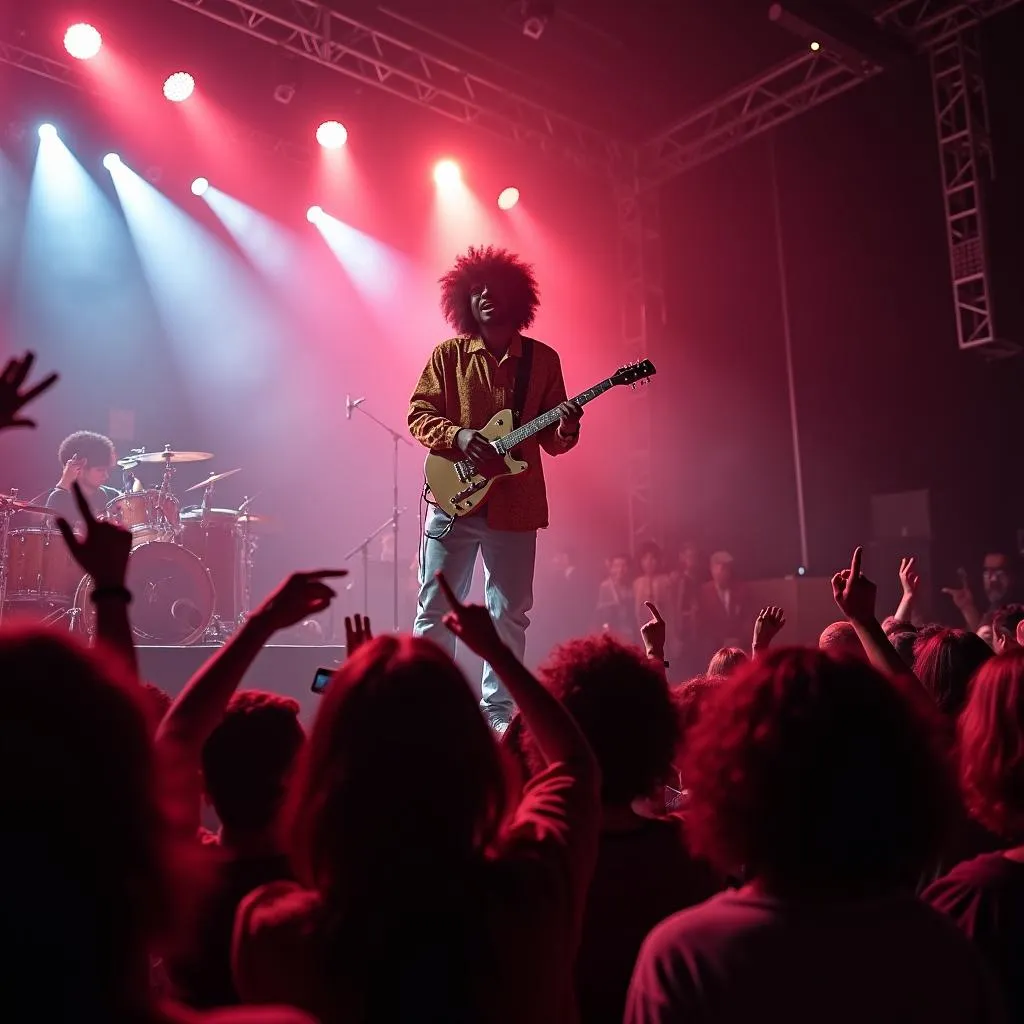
[413,509,537,720]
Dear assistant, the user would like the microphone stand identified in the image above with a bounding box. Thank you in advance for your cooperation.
[344,400,414,631]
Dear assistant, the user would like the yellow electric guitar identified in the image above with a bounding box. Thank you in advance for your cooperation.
[424,359,656,517]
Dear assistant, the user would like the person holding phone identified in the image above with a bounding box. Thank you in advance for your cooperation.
[45,430,120,523]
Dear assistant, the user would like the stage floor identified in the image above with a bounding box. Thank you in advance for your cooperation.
[138,643,345,723]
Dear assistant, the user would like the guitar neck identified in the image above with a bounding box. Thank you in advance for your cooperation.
[492,378,615,455]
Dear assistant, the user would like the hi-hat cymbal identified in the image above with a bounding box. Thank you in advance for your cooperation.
[0,496,53,515]
[185,468,242,493]
[116,458,140,470]
[133,450,213,464]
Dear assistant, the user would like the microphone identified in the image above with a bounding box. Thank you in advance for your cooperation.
[346,395,365,420]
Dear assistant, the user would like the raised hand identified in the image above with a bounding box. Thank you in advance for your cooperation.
[899,557,920,599]
[254,570,348,631]
[831,546,877,625]
[0,352,58,432]
[437,572,506,662]
[941,568,975,612]
[753,605,786,650]
[344,613,373,656]
[55,482,132,589]
[641,601,666,658]
[58,454,87,490]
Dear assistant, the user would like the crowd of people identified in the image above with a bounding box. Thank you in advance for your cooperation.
[4,350,1024,1023]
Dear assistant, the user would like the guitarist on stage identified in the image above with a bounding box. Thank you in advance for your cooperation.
[408,245,583,732]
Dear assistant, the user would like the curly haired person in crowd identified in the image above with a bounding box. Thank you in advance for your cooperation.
[625,649,999,1024]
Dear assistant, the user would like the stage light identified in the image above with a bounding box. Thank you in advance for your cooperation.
[316,120,348,149]
[306,205,323,223]
[191,177,209,197]
[433,159,461,187]
[163,72,195,103]
[810,40,821,51]
[497,186,520,211]
[103,153,121,170]
[38,124,58,141]
[64,23,102,60]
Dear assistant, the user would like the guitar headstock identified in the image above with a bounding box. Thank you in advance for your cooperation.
[611,359,656,388]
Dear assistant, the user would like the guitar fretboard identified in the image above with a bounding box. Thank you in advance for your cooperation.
[492,378,615,455]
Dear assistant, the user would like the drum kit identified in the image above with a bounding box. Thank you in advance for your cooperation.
[0,445,272,645]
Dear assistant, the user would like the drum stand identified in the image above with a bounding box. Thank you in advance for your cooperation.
[344,401,414,632]
[200,493,258,643]
[0,495,15,627]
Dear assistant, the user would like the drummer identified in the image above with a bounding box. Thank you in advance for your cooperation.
[45,431,120,523]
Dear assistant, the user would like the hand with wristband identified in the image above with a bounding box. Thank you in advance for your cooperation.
[55,482,137,677]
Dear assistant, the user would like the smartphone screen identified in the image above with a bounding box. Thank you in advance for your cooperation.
[311,666,336,694]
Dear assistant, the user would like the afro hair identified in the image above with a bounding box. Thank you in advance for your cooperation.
[439,245,540,336]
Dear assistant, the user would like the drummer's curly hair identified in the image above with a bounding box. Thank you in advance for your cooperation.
[439,246,540,336]
[57,431,114,469]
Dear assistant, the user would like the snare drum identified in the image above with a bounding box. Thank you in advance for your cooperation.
[4,528,80,602]
[73,541,214,645]
[180,509,245,625]
[106,490,180,545]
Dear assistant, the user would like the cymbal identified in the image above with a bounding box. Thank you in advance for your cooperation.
[133,450,213,464]
[116,458,139,470]
[185,468,241,493]
[236,513,274,527]
[0,496,53,515]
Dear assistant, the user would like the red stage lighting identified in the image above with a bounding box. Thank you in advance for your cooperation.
[433,159,462,187]
[64,23,102,60]
[316,121,348,149]
[163,72,196,103]
[497,186,520,211]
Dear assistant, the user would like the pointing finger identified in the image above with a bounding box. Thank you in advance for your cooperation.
[644,601,663,622]
[436,572,460,610]
[850,546,863,579]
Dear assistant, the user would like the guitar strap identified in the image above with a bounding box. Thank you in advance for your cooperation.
[512,337,534,428]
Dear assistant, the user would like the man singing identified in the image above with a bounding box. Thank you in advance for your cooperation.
[409,246,582,731]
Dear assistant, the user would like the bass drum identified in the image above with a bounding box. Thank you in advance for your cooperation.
[73,542,214,645]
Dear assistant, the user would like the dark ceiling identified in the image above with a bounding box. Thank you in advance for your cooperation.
[348,0,802,134]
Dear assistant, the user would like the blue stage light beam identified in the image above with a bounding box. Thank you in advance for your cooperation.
[309,207,406,302]
[106,159,294,430]
[203,187,305,286]
[18,130,138,350]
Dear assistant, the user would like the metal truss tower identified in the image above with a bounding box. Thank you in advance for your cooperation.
[615,177,664,550]
[929,29,1008,354]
